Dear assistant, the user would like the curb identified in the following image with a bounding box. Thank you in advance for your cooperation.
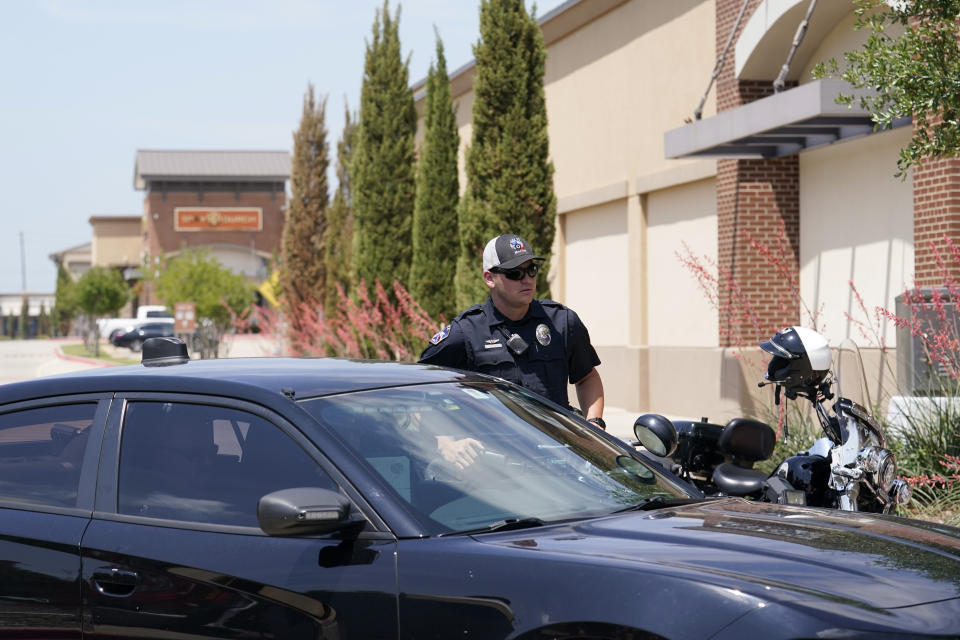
[54,346,114,368]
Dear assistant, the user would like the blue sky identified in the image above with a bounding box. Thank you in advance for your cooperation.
[0,0,562,295]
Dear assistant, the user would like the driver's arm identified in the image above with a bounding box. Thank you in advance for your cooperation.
[411,410,485,470]
[435,435,484,469]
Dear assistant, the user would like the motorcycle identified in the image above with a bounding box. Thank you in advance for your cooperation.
[634,328,912,514]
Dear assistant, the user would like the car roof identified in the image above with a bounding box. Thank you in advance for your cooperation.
[0,357,484,405]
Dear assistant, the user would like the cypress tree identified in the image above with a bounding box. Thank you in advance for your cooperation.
[455,0,557,308]
[281,84,330,326]
[18,297,28,339]
[37,302,49,337]
[410,34,460,321]
[52,261,77,336]
[325,105,358,315]
[351,1,417,292]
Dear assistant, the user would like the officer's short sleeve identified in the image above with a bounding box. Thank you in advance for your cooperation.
[419,321,470,370]
[565,308,601,384]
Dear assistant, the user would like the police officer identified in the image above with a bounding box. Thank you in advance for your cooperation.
[419,233,605,430]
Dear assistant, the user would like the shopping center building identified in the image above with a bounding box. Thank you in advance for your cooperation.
[50,150,290,317]
[413,0,958,420]
[46,0,959,419]
[134,149,290,302]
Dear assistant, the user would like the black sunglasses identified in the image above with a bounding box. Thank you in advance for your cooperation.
[493,263,540,281]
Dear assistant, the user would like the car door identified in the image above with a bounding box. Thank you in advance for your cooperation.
[0,395,109,638]
[81,394,399,639]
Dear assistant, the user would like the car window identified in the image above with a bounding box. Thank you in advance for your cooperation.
[0,403,97,508]
[301,383,688,535]
[117,401,335,526]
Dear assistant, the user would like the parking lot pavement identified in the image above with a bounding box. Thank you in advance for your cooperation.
[94,334,279,362]
[602,407,639,441]
[219,333,280,358]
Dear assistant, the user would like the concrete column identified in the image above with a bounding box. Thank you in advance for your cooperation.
[628,191,646,347]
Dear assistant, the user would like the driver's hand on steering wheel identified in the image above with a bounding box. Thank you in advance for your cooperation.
[436,435,485,470]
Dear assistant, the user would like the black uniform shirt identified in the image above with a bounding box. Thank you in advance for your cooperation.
[418,297,600,408]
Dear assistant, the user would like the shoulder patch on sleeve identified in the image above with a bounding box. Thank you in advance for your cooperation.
[430,324,452,345]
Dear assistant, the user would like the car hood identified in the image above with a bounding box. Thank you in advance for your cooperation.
[478,498,960,610]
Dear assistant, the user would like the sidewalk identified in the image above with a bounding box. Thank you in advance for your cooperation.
[602,406,641,441]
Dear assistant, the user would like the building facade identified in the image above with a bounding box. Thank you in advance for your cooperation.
[133,150,290,305]
[414,0,956,421]
[0,293,56,338]
[48,151,290,325]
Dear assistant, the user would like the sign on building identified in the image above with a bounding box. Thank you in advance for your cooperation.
[173,208,263,232]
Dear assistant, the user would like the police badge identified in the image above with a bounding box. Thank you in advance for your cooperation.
[535,324,551,346]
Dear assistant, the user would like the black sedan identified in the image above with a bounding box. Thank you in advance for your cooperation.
[109,321,175,351]
[0,337,958,639]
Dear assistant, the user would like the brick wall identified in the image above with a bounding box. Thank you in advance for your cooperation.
[717,157,800,345]
[144,188,286,261]
[913,157,960,287]
[139,185,285,305]
[716,0,763,111]
[715,0,801,346]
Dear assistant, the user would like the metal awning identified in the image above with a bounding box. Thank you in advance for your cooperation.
[664,79,911,159]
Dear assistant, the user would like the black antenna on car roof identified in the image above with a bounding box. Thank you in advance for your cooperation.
[142,337,190,367]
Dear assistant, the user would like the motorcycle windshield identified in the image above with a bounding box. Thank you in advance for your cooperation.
[833,338,875,418]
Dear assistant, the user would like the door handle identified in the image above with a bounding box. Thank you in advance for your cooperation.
[91,567,139,597]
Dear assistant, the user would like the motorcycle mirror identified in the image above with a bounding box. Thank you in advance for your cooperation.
[633,413,678,458]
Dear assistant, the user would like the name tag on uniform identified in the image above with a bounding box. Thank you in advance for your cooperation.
[484,339,502,349]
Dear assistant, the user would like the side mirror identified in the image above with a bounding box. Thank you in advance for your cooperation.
[258,487,363,536]
[633,413,678,457]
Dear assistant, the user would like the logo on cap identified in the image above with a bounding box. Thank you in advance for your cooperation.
[509,237,525,252]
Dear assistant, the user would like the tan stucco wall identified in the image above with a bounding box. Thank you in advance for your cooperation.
[563,199,630,345]
[545,0,716,198]
[646,177,718,347]
[426,1,719,414]
[55,246,92,280]
[799,125,914,349]
[549,1,718,414]
[90,217,142,268]
[452,90,474,194]
[440,1,716,200]
[798,6,904,85]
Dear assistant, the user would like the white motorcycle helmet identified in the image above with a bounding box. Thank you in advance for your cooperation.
[760,326,831,396]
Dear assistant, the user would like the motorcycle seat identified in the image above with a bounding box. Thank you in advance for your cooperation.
[712,462,768,496]
[718,418,776,465]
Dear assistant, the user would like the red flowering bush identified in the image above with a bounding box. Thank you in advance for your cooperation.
[232,280,442,361]
[681,230,959,522]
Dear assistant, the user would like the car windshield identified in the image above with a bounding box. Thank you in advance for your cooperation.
[300,382,691,535]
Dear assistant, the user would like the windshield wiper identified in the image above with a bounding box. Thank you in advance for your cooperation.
[614,496,702,513]
[441,517,547,537]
